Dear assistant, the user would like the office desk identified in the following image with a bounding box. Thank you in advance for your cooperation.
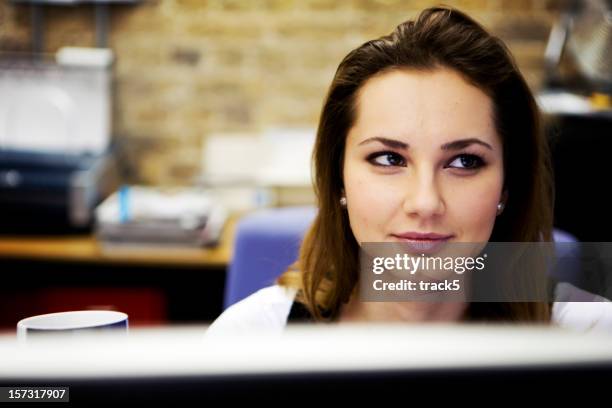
[0,216,239,330]
[0,215,237,267]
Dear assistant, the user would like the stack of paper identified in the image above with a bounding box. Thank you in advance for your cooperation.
[95,186,227,247]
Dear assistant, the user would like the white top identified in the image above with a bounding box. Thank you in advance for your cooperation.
[206,283,612,336]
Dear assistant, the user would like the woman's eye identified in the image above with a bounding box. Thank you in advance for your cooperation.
[447,154,484,170]
[367,151,406,167]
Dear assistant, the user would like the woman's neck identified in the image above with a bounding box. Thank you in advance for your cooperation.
[338,297,467,323]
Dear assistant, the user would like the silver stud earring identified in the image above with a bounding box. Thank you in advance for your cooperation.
[340,196,347,207]
[497,202,504,215]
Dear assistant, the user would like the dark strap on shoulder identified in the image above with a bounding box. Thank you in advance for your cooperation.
[287,300,315,323]
[287,298,335,323]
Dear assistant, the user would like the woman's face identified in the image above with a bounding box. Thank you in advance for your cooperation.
[343,68,505,247]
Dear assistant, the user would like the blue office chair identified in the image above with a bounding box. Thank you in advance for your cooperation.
[549,228,582,285]
[223,206,317,310]
[223,206,580,309]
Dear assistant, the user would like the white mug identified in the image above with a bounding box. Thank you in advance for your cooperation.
[17,310,128,342]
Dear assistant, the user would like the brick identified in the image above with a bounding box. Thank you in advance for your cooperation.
[379,0,487,12]
[170,47,202,66]
[45,6,96,51]
[260,0,298,11]
[300,0,345,11]
[492,15,552,41]
[206,0,261,11]
[498,0,533,11]
[213,46,246,65]
[173,0,210,9]
[183,18,264,40]
[112,6,179,37]
[454,0,494,9]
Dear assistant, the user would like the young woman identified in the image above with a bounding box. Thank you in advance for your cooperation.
[207,6,611,334]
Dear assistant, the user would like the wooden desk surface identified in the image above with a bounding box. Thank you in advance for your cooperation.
[0,215,237,267]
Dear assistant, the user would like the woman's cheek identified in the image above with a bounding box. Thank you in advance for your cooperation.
[346,175,396,242]
[452,180,501,241]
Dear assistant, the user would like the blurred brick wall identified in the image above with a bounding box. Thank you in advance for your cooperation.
[0,0,562,185]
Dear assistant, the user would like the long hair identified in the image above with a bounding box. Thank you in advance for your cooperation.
[278,6,554,322]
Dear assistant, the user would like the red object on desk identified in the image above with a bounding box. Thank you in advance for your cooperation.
[0,287,167,329]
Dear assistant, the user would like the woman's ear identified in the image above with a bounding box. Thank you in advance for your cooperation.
[340,188,347,205]
[497,190,508,216]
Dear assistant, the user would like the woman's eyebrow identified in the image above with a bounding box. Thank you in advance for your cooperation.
[358,137,408,150]
[357,136,493,151]
[441,138,493,151]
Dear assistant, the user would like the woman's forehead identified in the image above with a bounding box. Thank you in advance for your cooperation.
[348,68,499,148]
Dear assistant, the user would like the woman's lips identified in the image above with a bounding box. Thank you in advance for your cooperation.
[393,232,454,240]
[390,233,454,254]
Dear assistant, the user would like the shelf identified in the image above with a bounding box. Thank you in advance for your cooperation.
[0,215,238,267]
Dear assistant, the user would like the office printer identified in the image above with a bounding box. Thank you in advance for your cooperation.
[0,48,117,233]
[0,150,117,234]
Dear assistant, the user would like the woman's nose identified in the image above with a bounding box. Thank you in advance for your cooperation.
[402,172,445,219]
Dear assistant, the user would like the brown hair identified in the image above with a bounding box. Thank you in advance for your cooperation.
[278,6,554,322]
